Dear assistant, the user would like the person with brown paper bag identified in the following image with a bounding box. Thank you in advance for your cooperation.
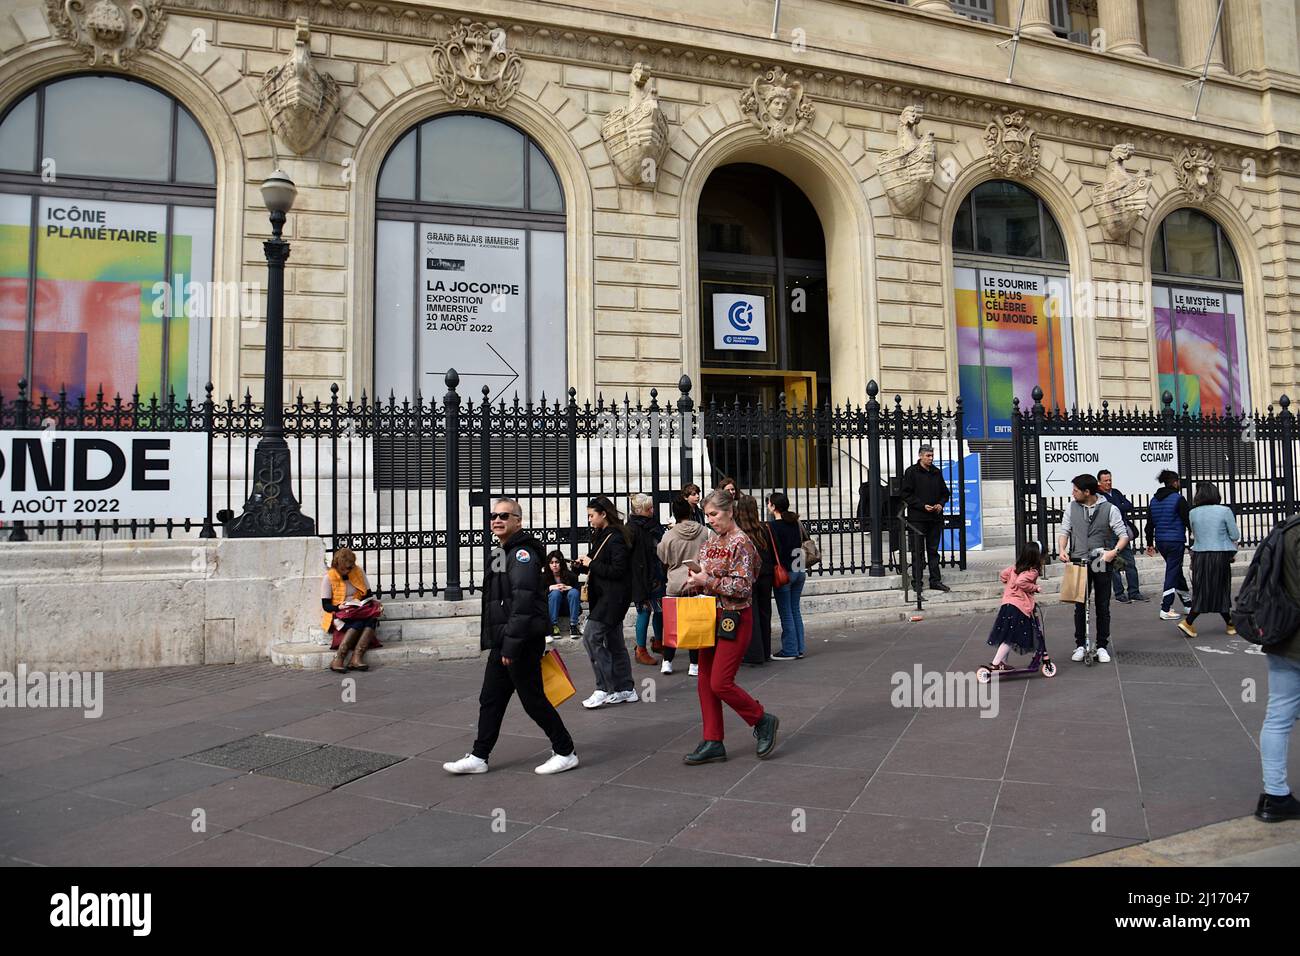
[1057,474,1131,664]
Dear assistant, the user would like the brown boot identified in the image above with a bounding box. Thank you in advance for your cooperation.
[635,646,657,666]
[330,631,359,673]
[348,629,375,671]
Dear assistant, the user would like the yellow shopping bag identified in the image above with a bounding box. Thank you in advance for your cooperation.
[663,595,717,650]
[541,648,576,707]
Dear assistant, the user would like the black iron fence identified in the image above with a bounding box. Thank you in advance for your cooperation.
[0,375,968,600]
[1013,385,1299,560]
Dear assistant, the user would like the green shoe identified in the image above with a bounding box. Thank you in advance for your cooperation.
[754,712,780,759]
[683,740,727,765]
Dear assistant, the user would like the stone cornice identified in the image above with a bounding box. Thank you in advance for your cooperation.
[160,0,1300,174]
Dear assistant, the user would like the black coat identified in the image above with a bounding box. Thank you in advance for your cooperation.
[480,530,549,657]
[900,462,950,519]
[629,513,667,604]
[586,526,632,626]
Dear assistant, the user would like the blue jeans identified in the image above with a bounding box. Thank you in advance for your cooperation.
[1156,541,1189,612]
[774,570,807,656]
[1262,655,1300,797]
[635,587,665,648]
[548,587,581,625]
[1111,558,1141,598]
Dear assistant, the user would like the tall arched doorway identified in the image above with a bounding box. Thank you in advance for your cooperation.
[1150,208,1248,414]
[952,180,1073,473]
[696,164,830,486]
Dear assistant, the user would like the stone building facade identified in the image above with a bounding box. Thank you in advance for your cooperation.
[2,0,1300,438]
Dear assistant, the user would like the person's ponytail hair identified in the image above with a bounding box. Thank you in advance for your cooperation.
[587,495,631,545]
[768,491,799,525]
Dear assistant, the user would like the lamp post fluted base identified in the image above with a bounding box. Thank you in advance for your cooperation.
[225,437,316,537]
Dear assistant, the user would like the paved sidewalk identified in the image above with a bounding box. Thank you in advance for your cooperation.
[1,599,1296,866]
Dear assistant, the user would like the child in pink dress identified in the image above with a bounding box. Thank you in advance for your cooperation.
[985,542,1043,673]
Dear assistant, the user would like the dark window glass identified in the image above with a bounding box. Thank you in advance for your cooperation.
[781,181,825,260]
[174,108,215,185]
[954,180,1066,263]
[0,92,37,172]
[528,143,563,212]
[953,197,974,252]
[44,77,171,181]
[419,114,523,208]
[1151,227,1167,273]
[1160,208,1219,277]
[377,130,416,200]
[1220,233,1240,282]
[698,165,775,257]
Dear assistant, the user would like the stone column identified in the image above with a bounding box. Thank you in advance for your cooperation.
[1019,0,1056,37]
[1179,0,1228,73]
[907,0,955,15]
[1097,0,1147,57]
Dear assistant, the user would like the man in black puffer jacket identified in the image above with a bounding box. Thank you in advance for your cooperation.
[443,497,577,776]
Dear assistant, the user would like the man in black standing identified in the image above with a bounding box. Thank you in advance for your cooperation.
[443,496,578,776]
[900,445,951,592]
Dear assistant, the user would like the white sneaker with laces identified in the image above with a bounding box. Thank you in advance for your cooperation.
[688,663,699,677]
[1096,647,1111,663]
[534,751,580,775]
[1071,646,1086,662]
[443,753,488,775]
[661,660,673,675]
[606,689,639,704]
[581,690,610,709]
[1159,610,1181,621]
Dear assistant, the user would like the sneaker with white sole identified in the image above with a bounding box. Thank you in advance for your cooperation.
[688,663,699,677]
[606,689,639,704]
[661,660,673,675]
[1159,610,1181,621]
[1096,647,1111,663]
[581,690,610,709]
[1071,646,1086,662]
[534,751,580,775]
[443,753,488,775]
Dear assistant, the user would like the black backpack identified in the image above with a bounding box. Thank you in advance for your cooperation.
[1232,516,1300,646]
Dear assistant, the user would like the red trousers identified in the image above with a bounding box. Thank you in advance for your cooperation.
[697,605,765,741]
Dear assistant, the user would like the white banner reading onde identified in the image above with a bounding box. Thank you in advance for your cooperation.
[1037,435,1179,497]
[0,432,208,520]
[421,224,527,403]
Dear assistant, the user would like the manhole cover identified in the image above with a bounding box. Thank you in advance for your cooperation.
[186,734,321,771]
[257,744,402,788]
[1116,651,1200,667]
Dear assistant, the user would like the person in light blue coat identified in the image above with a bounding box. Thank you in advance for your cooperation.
[1178,482,1241,638]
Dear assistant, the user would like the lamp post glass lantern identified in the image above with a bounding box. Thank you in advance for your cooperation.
[226,169,316,537]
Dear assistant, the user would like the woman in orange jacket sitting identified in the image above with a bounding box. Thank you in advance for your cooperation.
[321,548,383,672]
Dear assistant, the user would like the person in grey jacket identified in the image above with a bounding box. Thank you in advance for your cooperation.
[657,496,708,676]
[1178,482,1240,638]
[1056,473,1130,662]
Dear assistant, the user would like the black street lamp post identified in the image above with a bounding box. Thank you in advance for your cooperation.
[226,169,316,537]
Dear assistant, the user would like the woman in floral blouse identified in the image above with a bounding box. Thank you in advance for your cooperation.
[682,489,781,765]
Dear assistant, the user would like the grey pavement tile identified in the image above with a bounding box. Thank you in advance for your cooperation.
[814,812,986,866]
[155,830,330,867]
[1111,664,1214,685]
[643,845,798,866]
[240,790,422,853]
[902,710,1019,745]
[58,711,195,747]
[724,761,872,811]
[800,699,919,738]
[1121,680,1233,707]
[0,791,137,854]
[78,759,243,808]
[1218,842,1300,866]
[0,776,63,809]
[17,745,164,790]
[609,750,764,796]
[1141,792,1251,841]
[0,708,96,736]
[339,754,486,808]
[979,826,1142,866]
[152,774,326,829]
[267,711,397,745]
[113,721,254,760]
[882,738,1009,780]
[851,771,1002,823]
[340,693,440,721]
[16,808,211,867]
[1011,718,1135,754]
[187,734,320,772]
[775,732,898,771]
[0,733,100,771]
[1004,745,1140,792]
[337,719,469,757]
[480,825,657,866]
[340,808,516,865]
[1135,753,1261,800]
[992,781,1148,840]
[212,699,335,733]
[432,766,598,824]
[406,699,479,731]
[1128,717,1256,760]
[313,855,385,866]
[670,798,843,865]
[257,744,403,788]
[418,732,553,770]
[543,784,713,843]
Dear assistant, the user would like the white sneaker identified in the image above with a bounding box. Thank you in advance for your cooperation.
[1096,647,1111,663]
[545,633,554,644]
[1159,610,1181,621]
[581,690,610,709]
[1071,646,1086,662]
[443,753,488,775]
[688,663,699,677]
[606,689,639,704]
[661,660,673,675]
[534,751,580,775]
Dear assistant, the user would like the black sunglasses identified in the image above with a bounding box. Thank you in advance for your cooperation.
[488,511,520,521]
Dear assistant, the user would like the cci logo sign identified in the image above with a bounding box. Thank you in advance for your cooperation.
[712,293,766,353]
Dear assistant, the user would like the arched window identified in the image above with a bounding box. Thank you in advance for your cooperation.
[1151,209,1248,414]
[952,181,1074,442]
[0,76,216,402]
[374,113,565,403]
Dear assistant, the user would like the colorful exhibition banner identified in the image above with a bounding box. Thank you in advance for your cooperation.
[955,267,1074,441]
[419,223,527,403]
[0,430,208,520]
[1152,286,1249,415]
[711,293,767,353]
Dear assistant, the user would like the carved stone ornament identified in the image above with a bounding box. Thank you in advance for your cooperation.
[431,22,524,111]
[259,20,341,156]
[739,67,815,144]
[45,0,166,68]
[600,63,669,187]
[1175,144,1220,204]
[1092,144,1151,242]
[878,106,936,218]
[984,110,1041,179]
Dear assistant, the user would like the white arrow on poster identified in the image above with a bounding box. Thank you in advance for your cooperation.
[1037,435,1179,497]
[420,223,526,403]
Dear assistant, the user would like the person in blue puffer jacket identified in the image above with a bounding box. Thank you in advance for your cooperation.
[1145,469,1191,621]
